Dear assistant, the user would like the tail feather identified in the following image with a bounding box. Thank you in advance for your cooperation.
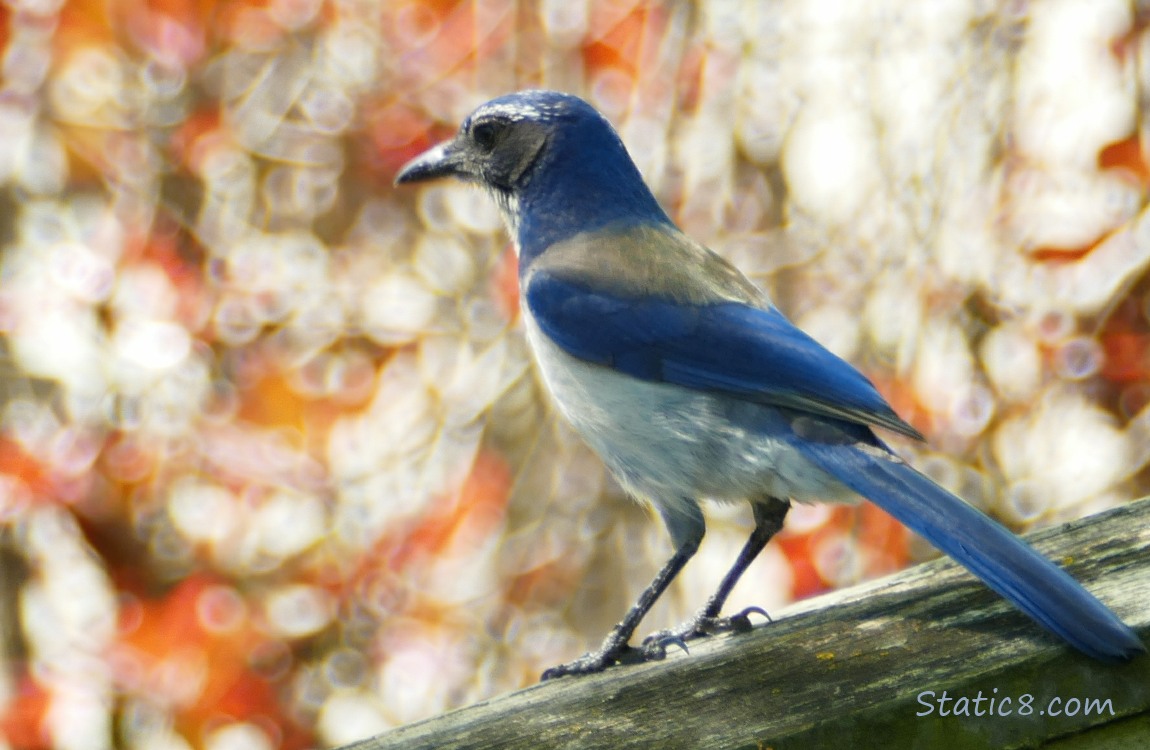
[801,441,1144,663]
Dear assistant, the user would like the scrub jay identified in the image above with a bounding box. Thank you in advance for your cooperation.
[396,90,1143,679]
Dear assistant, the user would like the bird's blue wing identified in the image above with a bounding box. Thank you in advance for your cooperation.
[526,270,922,439]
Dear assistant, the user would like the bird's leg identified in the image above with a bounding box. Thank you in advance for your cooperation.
[541,506,703,680]
[641,497,790,660]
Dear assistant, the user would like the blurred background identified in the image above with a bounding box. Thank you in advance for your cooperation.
[1,0,1149,747]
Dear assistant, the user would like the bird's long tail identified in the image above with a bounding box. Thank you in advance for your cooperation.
[799,440,1144,663]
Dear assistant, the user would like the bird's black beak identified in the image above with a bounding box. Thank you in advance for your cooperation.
[394,139,465,185]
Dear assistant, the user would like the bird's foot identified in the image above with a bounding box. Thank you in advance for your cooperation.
[542,634,658,680]
[541,627,648,680]
[541,606,772,678]
[640,605,772,661]
[540,645,642,681]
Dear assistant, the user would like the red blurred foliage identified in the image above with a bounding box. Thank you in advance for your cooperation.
[364,103,449,178]
[505,556,581,610]
[336,448,513,614]
[1099,133,1150,186]
[775,524,823,599]
[583,1,668,80]
[853,501,910,572]
[401,447,512,566]
[1101,331,1150,383]
[98,433,158,486]
[0,439,53,501]
[170,105,226,174]
[236,372,309,432]
[232,367,350,461]
[1108,7,1149,62]
[489,244,520,322]
[1031,132,1146,260]
[382,0,515,83]
[867,374,929,439]
[1100,296,1150,383]
[364,0,520,181]
[114,0,213,67]
[217,0,306,49]
[124,228,211,330]
[675,42,707,113]
[113,575,314,750]
[0,674,51,750]
[55,0,116,53]
[1028,238,1101,263]
[777,504,909,600]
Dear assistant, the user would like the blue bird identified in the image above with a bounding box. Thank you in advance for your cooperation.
[395,90,1143,679]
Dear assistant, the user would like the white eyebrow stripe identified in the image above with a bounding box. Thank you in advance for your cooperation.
[475,103,538,121]
[472,98,567,123]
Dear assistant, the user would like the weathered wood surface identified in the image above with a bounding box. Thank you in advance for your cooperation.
[344,497,1150,750]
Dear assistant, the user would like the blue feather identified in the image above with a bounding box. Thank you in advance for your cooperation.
[792,427,1144,662]
[526,270,922,439]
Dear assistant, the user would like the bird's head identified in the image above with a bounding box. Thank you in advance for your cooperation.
[396,90,670,258]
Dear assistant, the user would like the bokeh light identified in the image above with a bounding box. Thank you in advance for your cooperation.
[1,1,1149,748]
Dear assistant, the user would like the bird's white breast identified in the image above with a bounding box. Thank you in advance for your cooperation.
[520,311,857,510]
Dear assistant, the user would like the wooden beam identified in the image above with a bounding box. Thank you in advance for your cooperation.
[343,497,1150,750]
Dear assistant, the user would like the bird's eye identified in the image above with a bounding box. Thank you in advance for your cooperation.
[471,120,502,152]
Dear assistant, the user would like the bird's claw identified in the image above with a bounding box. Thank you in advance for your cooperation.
[639,633,690,661]
[724,605,772,631]
[639,605,773,660]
